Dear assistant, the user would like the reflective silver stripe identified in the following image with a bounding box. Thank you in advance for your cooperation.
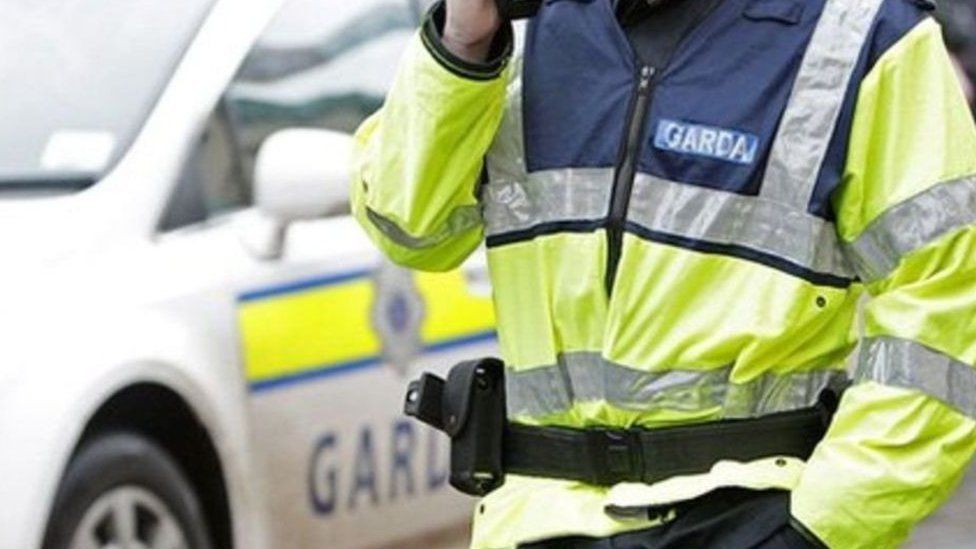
[724,369,847,418]
[855,336,976,417]
[628,174,855,279]
[507,351,844,419]
[365,205,482,250]
[484,169,856,279]
[845,176,976,282]
[482,72,616,238]
[482,168,613,237]
[761,0,886,210]
[485,66,527,185]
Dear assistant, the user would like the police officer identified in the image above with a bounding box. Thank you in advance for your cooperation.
[352,0,976,546]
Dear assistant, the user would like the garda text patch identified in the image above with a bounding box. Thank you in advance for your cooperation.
[653,119,759,165]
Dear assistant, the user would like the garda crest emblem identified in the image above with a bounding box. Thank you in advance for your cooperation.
[370,261,425,377]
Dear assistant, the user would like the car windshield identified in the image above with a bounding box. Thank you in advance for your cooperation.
[0,0,215,191]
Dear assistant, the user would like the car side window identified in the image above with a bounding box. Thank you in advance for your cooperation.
[160,0,427,232]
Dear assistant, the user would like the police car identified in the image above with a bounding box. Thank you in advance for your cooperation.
[3,2,975,549]
[0,0,492,547]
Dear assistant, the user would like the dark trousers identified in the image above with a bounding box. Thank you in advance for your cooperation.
[520,488,817,549]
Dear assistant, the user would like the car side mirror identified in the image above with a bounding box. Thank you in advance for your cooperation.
[246,128,353,259]
[254,128,353,222]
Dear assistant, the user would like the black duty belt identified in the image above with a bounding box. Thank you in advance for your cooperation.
[504,403,834,487]
[404,357,844,496]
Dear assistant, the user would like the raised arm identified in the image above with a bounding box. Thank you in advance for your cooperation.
[351,0,514,271]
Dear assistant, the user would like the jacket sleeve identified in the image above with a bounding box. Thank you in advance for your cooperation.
[350,2,514,271]
[791,18,976,548]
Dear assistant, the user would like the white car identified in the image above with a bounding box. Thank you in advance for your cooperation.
[0,1,494,548]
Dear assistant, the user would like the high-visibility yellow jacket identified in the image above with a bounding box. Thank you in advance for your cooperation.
[352,0,976,546]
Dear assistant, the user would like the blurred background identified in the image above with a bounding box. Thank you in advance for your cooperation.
[939,0,976,108]
[0,1,974,549]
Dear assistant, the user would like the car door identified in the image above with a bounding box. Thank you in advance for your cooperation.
[161,0,494,547]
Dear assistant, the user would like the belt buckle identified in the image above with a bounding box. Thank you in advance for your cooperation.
[586,428,644,485]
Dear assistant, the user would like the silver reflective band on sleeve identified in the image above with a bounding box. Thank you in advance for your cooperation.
[365,205,482,250]
[628,175,855,279]
[483,168,614,236]
[845,176,976,282]
[855,336,976,418]
[761,0,886,210]
[506,351,845,420]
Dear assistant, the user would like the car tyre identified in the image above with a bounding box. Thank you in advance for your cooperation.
[42,431,214,549]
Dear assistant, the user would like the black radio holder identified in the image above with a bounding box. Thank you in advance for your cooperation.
[404,358,506,496]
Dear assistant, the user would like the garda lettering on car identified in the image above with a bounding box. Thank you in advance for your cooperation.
[307,420,450,516]
[653,118,759,165]
[237,263,495,517]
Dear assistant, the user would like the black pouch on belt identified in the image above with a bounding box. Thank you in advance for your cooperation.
[404,358,506,496]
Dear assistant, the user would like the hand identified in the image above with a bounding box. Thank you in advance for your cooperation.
[443,0,502,63]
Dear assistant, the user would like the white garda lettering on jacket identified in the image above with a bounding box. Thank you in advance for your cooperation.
[654,119,759,165]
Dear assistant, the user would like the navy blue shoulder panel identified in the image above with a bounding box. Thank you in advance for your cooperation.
[522,0,930,220]
[522,0,636,172]
[524,0,830,191]
[809,0,931,219]
[640,0,826,196]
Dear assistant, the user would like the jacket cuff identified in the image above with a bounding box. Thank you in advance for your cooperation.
[420,0,513,81]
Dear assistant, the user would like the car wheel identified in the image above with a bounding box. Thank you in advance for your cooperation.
[42,432,214,549]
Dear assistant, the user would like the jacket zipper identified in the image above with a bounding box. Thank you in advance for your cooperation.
[605,65,655,296]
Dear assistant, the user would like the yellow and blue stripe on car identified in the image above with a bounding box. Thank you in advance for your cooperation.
[238,266,497,393]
